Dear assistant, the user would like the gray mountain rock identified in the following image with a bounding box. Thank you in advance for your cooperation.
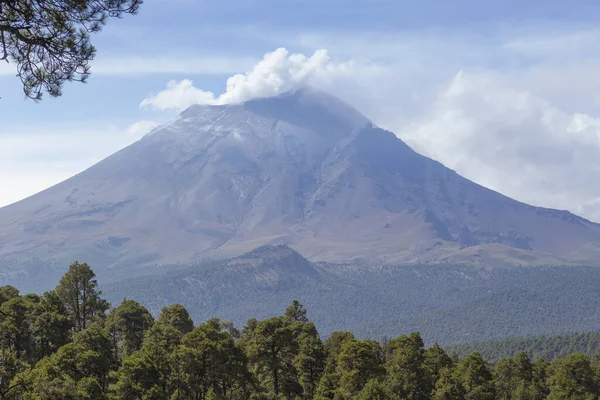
[1,88,599,287]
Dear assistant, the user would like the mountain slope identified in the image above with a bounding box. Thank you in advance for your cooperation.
[1,88,600,287]
[101,245,600,343]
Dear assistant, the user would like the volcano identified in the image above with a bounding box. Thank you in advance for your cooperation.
[1,88,599,287]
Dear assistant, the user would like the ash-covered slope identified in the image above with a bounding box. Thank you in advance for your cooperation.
[1,88,599,284]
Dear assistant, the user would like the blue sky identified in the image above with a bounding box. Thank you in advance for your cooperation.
[3,0,600,220]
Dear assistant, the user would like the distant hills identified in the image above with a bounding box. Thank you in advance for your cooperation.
[102,245,600,344]
[446,332,600,362]
[1,88,600,292]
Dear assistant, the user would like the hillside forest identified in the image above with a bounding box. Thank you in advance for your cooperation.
[446,332,600,363]
[2,262,600,399]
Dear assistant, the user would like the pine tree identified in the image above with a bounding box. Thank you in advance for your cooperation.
[315,331,355,400]
[384,332,432,400]
[294,322,326,399]
[106,300,154,359]
[55,262,109,332]
[156,304,194,336]
[548,353,598,399]
[171,318,252,400]
[244,316,301,398]
[425,343,454,383]
[453,352,495,400]
[335,339,384,399]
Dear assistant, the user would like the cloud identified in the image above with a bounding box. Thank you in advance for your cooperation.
[139,80,216,111]
[397,71,600,220]
[139,48,363,110]
[124,120,160,137]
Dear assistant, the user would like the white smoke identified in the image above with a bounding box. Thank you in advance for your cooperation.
[139,47,356,110]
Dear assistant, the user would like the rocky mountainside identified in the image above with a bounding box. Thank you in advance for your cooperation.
[1,88,600,287]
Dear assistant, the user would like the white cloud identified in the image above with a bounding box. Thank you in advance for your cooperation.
[397,71,600,220]
[140,79,216,111]
[124,120,161,137]
[139,48,364,111]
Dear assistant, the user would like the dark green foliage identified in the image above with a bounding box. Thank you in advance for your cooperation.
[10,321,115,399]
[432,366,463,400]
[55,262,109,332]
[286,300,309,323]
[384,333,433,399]
[7,261,600,399]
[110,323,181,399]
[314,331,355,399]
[34,290,72,358]
[531,359,551,399]
[170,318,252,399]
[243,316,302,397]
[0,296,37,359]
[447,332,600,362]
[156,304,194,336]
[0,348,27,399]
[452,353,496,399]
[357,378,387,399]
[0,0,142,99]
[494,352,543,399]
[334,338,385,399]
[0,286,19,305]
[106,299,154,359]
[548,353,599,399]
[295,323,326,399]
[425,343,454,382]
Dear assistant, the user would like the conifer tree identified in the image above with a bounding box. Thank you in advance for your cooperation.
[55,262,109,332]
[384,332,432,400]
[106,300,154,359]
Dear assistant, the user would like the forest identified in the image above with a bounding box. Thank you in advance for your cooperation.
[100,246,600,344]
[2,262,600,399]
[446,332,600,363]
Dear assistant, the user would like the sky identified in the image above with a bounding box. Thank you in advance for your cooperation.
[3,0,600,220]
